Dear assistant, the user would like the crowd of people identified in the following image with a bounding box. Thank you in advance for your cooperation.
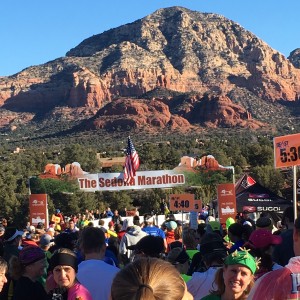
[0,205,299,300]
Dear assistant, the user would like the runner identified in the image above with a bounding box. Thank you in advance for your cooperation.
[142,215,167,251]
[0,257,7,293]
[48,248,92,300]
[127,235,165,261]
[272,206,295,266]
[9,246,48,300]
[201,250,257,300]
[187,233,228,299]
[245,229,283,279]
[77,227,119,300]
[227,223,247,254]
[111,257,193,300]
[248,216,300,300]
[119,221,147,264]
[167,247,191,282]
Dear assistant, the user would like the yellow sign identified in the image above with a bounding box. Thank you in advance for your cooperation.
[274,133,300,168]
[51,215,61,224]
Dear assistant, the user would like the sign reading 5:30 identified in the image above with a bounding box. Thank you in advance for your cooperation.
[274,133,300,168]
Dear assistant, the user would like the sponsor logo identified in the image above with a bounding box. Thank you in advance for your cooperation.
[257,206,281,212]
[31,199,45,206]
[249,193,269,198]
[221,206,235,214]
[220,189,233,196]
[248,198,272,202]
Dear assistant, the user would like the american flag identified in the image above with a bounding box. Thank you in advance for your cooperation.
[123,136,140,183]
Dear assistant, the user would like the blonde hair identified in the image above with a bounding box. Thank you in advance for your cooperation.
[111,257,186,300]
[174,224,182,240]
[210,266,254,300]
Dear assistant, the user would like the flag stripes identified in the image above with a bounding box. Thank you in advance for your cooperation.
[124,137,140,183]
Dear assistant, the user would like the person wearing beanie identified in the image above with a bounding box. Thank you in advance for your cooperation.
[188,233,227,299]
[255,216,273,231]
[9,245,48,300]
[47,248,92,300]
[201,249,257,300]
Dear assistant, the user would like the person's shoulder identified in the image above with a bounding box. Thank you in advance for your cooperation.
[200,294,221,300]
[79,259,119,271]
[70,282,93,300]
[256,266,288,283]
[188,271,206,286]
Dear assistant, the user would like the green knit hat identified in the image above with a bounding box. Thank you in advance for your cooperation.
[226,217,235,229]
[225,249,257,274]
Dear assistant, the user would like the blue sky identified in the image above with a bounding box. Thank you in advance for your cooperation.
[1,0,299,76]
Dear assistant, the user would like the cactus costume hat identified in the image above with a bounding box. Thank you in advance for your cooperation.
[224,249,258,274]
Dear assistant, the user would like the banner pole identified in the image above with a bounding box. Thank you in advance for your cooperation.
[293,166,298,220]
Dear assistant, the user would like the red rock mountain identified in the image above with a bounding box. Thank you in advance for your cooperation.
[0,6,299,132]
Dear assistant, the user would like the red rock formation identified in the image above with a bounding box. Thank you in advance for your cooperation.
[186,94,266,129]
[89,98,194,132]
[0,6,298,132]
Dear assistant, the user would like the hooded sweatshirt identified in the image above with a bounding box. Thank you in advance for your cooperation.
[119,225,148,258]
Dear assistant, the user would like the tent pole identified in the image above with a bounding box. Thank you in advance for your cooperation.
[293,165,298,220]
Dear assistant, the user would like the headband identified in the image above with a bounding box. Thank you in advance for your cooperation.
[225,249,257,274]
[50,253,78,272]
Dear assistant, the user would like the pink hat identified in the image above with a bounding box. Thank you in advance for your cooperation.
[248,229,282,249]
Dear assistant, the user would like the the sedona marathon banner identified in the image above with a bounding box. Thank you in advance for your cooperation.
[78,170,185,191]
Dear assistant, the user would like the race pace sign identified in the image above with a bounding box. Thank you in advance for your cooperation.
[169,194,202,212]
[77,170,185,191]
[274,133,300,168]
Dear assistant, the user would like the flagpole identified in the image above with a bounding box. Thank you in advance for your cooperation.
[293,165,298,220]
[224,166,235,184]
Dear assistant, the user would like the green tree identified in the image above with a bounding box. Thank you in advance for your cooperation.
[251,166,285,195]
[61,144,98,172]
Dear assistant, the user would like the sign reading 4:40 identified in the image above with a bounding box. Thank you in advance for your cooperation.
[169,194,202,212]
[274,133,300,168]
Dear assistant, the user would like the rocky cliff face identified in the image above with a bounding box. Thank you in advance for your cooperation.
[78,93,267,132]
[84,98,193,132]
[0,6,299,132]
[289,48,300,69]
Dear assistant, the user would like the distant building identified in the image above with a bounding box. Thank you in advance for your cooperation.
[97,153,125,170]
